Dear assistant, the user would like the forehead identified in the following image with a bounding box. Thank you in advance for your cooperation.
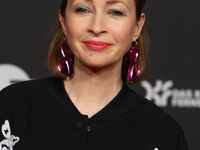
[69,0,135,5]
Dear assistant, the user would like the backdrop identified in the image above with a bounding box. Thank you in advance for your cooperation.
[0,1,199,149]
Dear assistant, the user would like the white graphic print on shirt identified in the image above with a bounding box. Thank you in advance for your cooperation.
[0,120,19,150]
[0,120,159,150]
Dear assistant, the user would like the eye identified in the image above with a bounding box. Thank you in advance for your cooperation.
[75,7,90,14]
[110,10,124,17]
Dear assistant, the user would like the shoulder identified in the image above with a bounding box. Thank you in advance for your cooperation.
[0,78,46,97]
[123,86,189,149]
[0,77,63,124]
[126,86,183,132]
[0,77,61,104]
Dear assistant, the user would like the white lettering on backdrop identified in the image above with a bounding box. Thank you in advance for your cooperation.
[141,80,200,108]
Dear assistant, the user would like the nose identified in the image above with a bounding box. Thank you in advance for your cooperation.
[88,13,108,36]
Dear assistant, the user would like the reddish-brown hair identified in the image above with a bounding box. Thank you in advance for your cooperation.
[48,0,149,83]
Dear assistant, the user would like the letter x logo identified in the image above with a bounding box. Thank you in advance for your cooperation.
[141,80,173,107]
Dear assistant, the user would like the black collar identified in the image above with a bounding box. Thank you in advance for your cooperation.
[45,77,138,121]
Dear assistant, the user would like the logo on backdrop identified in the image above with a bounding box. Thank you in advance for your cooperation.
[0,64,31,90]
[141,80,200,108]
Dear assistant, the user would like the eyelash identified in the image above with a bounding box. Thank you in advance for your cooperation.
[109,10,125,17]
[75,7,125,17]
[75,7,90,14]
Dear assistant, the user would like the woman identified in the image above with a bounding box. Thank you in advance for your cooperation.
[0,0,189,149]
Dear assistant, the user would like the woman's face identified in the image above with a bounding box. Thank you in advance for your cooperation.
[60,0,145,70]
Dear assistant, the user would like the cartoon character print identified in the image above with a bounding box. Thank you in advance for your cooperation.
[0,120,19,150]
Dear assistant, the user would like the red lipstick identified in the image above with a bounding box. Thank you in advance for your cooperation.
[83,41,112,51]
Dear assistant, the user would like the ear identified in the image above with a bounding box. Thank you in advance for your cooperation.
[132,13,145,41]
[59,9,67,36]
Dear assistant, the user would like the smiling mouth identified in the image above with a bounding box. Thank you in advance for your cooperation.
[83,41,112,51]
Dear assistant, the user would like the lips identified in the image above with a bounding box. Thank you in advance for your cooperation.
[83,41,112,51]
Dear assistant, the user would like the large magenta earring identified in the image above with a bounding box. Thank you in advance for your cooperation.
[57,41,74,78]
[127,41,140,83]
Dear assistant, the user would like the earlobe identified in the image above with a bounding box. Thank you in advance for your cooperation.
[59,10,67,36]
[132,13,145,41]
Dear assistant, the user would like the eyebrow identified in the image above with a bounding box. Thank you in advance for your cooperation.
[106,0,129,10]
[71,0,129,10]
[71,0,93,5]
[71,0,92,3]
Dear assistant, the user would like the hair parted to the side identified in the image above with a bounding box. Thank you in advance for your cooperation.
[48,0,149,83]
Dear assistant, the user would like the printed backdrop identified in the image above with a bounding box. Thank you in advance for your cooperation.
[0,1,199,149]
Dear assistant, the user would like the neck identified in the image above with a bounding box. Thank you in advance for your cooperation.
[63,59,123,118]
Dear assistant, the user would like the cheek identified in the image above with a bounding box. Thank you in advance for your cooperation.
[66,19,80,39]
[111,20,136,43]
[65,16,87,41]
[110,19,136,55]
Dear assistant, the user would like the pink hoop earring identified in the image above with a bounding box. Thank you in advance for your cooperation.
[127,41,140,83]
[57,41,74,78]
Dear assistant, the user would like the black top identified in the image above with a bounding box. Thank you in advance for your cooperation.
[0,77,189,150]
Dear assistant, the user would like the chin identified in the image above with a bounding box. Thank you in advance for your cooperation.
[75,55,119,71]
[83,60,116,72]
